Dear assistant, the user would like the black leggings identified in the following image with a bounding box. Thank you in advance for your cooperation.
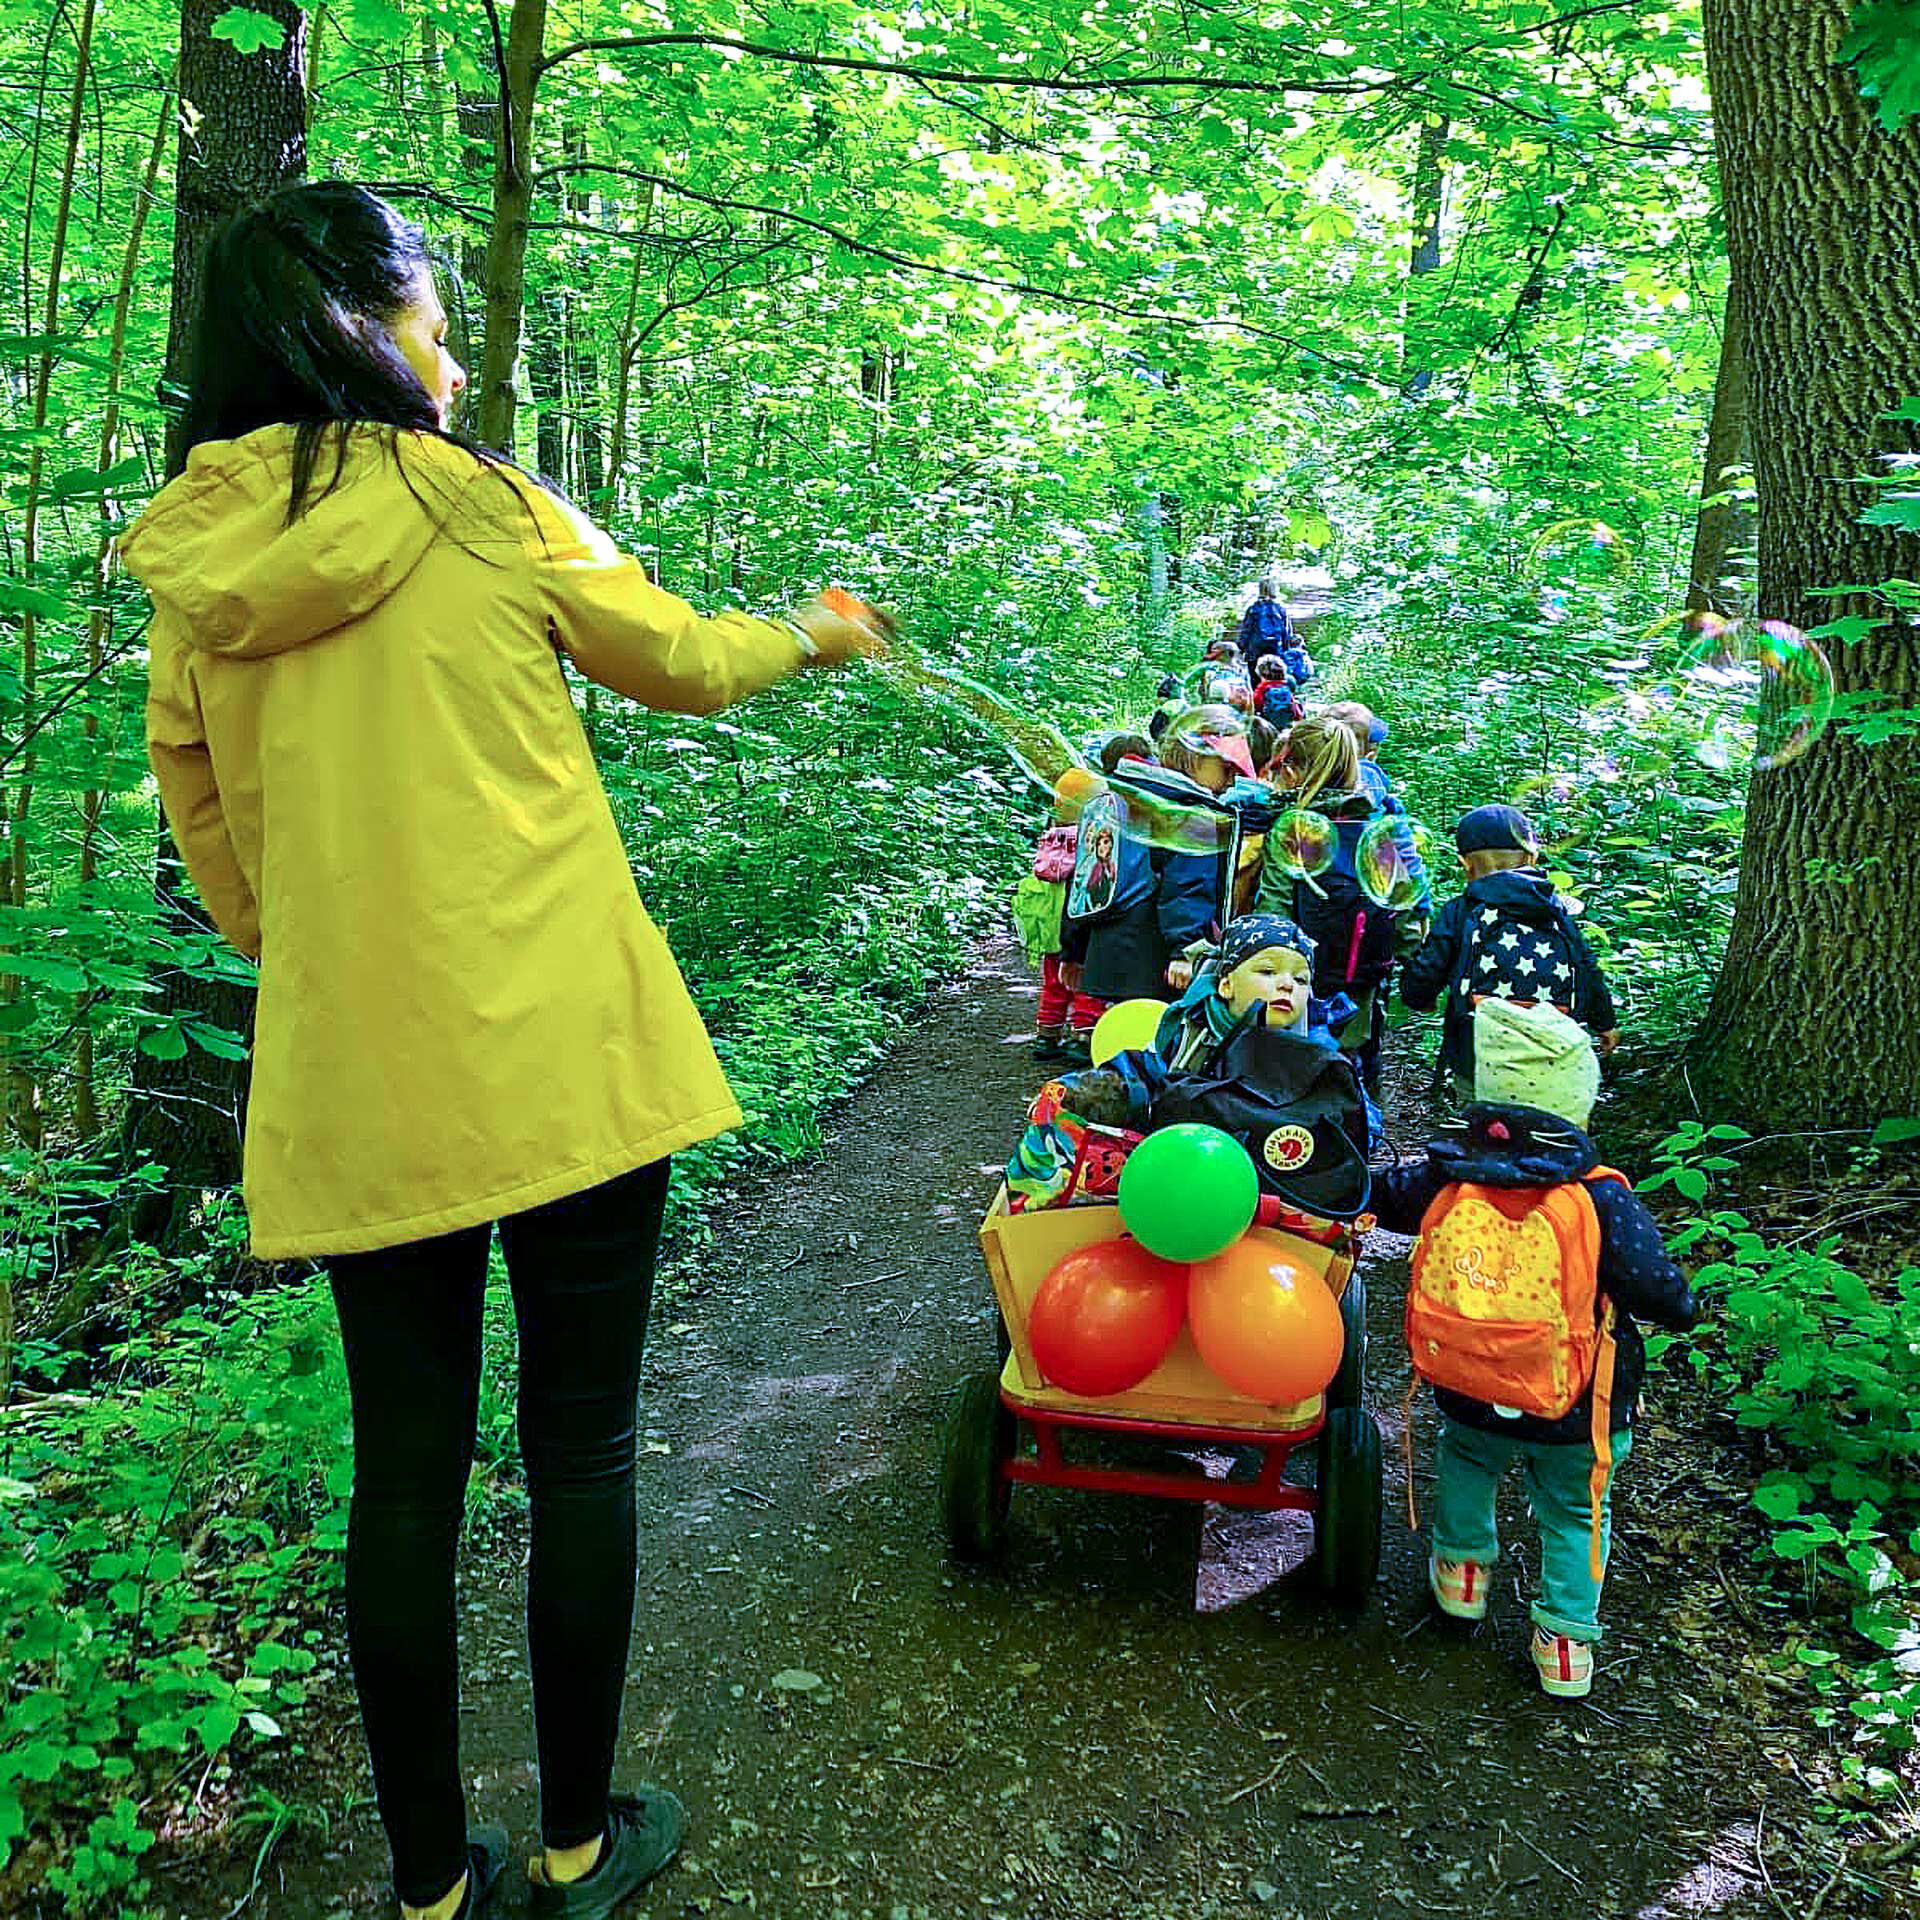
[328,1160,669,1907]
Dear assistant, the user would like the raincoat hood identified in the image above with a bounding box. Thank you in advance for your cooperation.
[118,425,490,660]
[1465,867,1560,919]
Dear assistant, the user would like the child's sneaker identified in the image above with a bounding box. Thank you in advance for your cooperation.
[1428,1555,1490,1620]
[1531,1627,1594,1698]
[1032,1031,1069,1064]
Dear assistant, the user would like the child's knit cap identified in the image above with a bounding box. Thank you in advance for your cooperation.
[1216,913,1315,976]
[1473,1000,1599,1127]
[1454,803,1538,855]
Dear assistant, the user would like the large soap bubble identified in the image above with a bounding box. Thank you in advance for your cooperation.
[1634,610,1836,775]
[1355,815,1435,910]
[1529,518,1632,580]
[1269,808,1335,881]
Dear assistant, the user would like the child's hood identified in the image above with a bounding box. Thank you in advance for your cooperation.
[117,424,495,661]
[1426,1102,1598,1186]
[1463,868,1561,918]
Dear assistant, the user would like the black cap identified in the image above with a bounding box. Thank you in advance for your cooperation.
[1454,804,1538,855]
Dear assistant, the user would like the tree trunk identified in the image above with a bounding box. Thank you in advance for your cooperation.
[1692,0,1920,1127]
[473,0,546,453]
[115,0,306,1245]
[1403,114,1448,397]
[1684,276,1754,615]
[529,287,565,481]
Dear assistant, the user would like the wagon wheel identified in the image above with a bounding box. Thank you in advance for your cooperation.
[1315,1406,1383,1607]
[940,1370,1014,1563]
[1327,1269,1368,1413]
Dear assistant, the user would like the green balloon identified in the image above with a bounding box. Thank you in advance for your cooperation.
[1117,1124,1260,1263]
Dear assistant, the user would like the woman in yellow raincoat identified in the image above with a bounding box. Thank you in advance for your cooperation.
[118,183,883,1920]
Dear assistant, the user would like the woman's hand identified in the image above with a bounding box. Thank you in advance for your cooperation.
[1166,960,1194,991]
[793,589,895,667]
[1061,962,1084,991]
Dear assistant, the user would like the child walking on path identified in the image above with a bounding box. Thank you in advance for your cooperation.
[1372,1001,1696,1697]
[1400,804,1619,1095]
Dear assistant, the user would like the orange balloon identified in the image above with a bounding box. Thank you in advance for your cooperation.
[1028,1240,1187,1397]
[1188,1240,1344,1404]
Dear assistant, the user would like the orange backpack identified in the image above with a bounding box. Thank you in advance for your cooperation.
[1403,1169,1629,1579]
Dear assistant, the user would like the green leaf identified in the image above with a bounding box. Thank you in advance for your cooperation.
[1860,493,1920,531]
[1870,1117,1920,1145]
[1753,1480,1803,1521]
[770,1669,823,1691]
[208,6,287,54]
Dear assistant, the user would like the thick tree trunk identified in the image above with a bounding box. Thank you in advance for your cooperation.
[473,0,546,453]
[1692,0,1920,1126]
[1403,115,1448,397]
[1684,277,1753,615]
[116,0,306,1243]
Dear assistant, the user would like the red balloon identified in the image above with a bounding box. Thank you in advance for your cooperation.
[1027,1240,1187,1397]
[1188,1240,1344,1404]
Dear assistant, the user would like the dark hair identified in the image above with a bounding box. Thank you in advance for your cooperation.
[1099,732,1153,774]
[1147,708,1172,742]
[180,182,498,522]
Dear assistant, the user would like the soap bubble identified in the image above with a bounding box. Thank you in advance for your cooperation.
[1636,610,1835,774]
[1355,815,1435,910]
[1509,773,1599,858]
[1269,808,1335,880]
[1161,703,1260,779]
[884,649,1082,795]
[1530,518,1632,579]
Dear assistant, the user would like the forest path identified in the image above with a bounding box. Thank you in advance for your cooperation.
[212,942,1789,1920]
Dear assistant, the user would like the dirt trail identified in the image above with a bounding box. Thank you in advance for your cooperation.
[204,943,1790,1920]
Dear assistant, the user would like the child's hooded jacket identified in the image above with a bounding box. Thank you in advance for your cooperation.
[1400,868,1616,1079]
[119,424,804,1258]
[1373,1104,1696,1440]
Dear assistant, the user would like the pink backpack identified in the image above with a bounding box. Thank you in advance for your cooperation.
[1032,823,1078,883]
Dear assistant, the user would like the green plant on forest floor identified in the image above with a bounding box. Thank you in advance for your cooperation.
[1650,1124,1920,1795]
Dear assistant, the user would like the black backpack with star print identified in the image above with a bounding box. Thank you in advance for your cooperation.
[1456,890,1587,1019]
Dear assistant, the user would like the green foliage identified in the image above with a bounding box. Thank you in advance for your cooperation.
[1655,1127,1920,1785]
[1839,1,1920,131]
[0,1166,339,1904]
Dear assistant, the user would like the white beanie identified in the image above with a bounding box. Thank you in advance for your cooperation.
[1473,1000,1600,1128]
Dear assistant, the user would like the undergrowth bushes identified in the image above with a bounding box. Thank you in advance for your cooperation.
[1646,1124,1920,1795]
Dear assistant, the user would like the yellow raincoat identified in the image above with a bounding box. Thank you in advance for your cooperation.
[118,425,805,1259]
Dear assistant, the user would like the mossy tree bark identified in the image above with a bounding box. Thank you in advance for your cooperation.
[1692,0,1920,1127]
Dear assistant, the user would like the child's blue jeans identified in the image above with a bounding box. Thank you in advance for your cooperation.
[1429,1417,1634,1643]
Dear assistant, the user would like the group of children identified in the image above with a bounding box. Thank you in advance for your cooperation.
[1008,606,1695,1699]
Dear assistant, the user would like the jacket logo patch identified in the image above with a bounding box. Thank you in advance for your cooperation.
[1263,1125,1315,1171]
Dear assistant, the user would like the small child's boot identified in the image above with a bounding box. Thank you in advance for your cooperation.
[1033,1027,1068,1064]
[1531,1627,1594,1699]
[1058,1031,1094,1068]
[1428,1555,1490,1620]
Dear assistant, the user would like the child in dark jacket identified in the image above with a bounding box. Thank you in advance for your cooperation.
[1373,1000,1695,1697]
[1058,709,1254,1018]
[1400,803,1619,1095]
[1251,655,1302,728]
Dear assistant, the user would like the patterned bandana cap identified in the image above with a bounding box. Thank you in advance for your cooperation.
[1215,913,1316,980]
[1454,803,1538,855]
[1472,1000,1599,1127]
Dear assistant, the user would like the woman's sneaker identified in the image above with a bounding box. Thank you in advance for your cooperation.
[529,1789,688,1919]
[1428,1555,1490,1620]
[1531,1627,1594,1698]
